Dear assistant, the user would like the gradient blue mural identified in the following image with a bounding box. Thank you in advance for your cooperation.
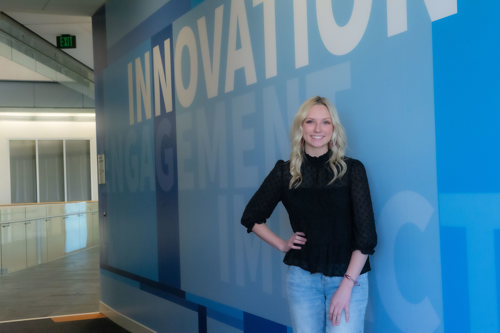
[94,0,500,332]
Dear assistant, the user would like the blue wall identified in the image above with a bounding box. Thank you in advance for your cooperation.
[93,0,499,332]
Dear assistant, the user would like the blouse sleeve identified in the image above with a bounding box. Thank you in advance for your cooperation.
[350,159,377,254]
[240,161,285,233]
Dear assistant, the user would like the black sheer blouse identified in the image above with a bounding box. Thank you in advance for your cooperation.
[241,151,377,277]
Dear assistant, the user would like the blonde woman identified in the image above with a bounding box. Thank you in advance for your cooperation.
[241,96,377,333]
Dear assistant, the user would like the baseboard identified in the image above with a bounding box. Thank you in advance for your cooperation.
[99,301,156,333]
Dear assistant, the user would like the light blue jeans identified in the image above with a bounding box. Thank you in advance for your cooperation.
[286,266,369,333]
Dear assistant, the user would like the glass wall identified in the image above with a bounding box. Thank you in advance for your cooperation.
[38,140,64,202]
[9,139,91,203]
[66,140,91,201]
[9,140,37,203]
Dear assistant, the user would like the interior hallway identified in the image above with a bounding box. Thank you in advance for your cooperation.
[0,246,100,322]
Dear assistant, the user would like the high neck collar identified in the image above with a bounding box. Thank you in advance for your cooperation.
[304,150,331,165]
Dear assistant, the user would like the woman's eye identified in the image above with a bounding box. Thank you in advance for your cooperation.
[304,120,313,124]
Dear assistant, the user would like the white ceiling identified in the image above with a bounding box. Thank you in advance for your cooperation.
[0,0,107,81]
[0,0,107,16]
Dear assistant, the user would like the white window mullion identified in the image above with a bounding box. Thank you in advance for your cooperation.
[35,140,40,203]
[63,140,68,202]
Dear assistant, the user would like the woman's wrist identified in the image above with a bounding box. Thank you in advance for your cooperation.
[344,273,360,286]
[280,239,290,253]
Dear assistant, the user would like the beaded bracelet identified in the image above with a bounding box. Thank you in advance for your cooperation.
[344,274,360,286]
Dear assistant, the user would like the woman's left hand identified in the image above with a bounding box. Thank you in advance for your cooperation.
[328,278,354,326]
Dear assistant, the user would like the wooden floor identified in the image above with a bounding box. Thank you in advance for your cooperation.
[0,313,130,333]
[0,246,100,322]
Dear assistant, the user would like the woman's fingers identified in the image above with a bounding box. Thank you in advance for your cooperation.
[294,233,306,243]
[288,232,306,250]
[329,308,341,325]
[293,232,306,246]
[329,308,343,326]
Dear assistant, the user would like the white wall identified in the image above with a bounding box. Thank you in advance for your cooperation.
[0,119,97,204]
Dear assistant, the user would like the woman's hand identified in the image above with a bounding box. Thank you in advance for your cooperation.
[252,224,306,253]
[284,232,307,252]
[328,278,354,326]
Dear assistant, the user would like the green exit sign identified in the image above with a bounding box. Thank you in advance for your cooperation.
[56,34,76,49]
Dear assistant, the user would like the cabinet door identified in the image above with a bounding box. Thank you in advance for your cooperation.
[79,213,88,249]
[89,211,99,246]
[1,223,27,274]
[64,214,87,253]
[25,220,39,267]
[46,217,66,261]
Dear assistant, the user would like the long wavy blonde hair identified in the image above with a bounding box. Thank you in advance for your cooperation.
[289,96,347,189]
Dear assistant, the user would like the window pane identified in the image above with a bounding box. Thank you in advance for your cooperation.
[38,140,64,202]
[10,140,37,203]
[66,140,91,201]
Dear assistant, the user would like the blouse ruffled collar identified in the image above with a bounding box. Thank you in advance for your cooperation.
[304,150,331,165]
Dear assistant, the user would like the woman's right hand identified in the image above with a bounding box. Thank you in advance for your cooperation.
[285,232,307,252]
[251,224,307,253]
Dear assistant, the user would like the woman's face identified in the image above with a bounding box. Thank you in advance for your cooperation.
[301,104,334,156]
